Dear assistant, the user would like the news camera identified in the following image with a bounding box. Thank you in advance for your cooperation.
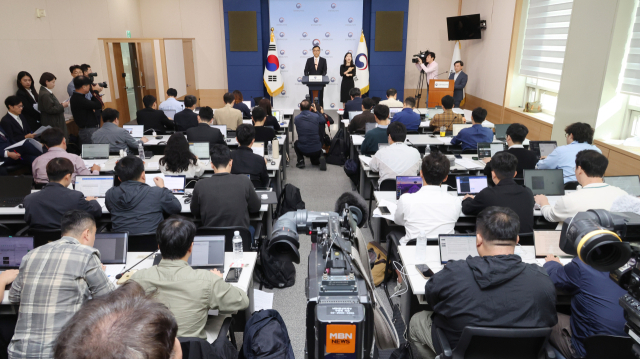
[412,50,430,64]
[87,72,108,88]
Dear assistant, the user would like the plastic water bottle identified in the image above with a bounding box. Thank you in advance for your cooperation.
[232,231,243,264]
[138,142,145,161]
[416,231,427,262]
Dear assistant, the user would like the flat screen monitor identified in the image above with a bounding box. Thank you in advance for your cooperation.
[447,14,482,41]
[81,144,109,160]
[93,233,128,264]
[523,169,565,196]
[0,237,34,269]
[145,174,186,194]
[604,175,640,196]
[123,125,144,138]
[477,143,507,159]
[396,176,422,200]
[189,142,210,160]
[75,175,114,198]
[211,125,227,139]
[439,234,479,263]
[455,176,488,195]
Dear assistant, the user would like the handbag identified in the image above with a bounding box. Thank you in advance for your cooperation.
[524,101,542,113]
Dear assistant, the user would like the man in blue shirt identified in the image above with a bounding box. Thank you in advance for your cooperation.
[536,122,601,183]
[544,256,627,358]
[390,97,420,132]
[360,105,390,155]
[294,99,327,170]
[450,107,493,151]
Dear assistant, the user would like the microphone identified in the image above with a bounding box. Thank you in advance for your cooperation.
[435,71,451,79]
[115,250,158,280]
[334,192,368,228]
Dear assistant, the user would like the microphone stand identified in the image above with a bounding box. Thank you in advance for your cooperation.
[115,250,158,280]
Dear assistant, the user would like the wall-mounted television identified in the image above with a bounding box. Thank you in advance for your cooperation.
[447,14,482,41]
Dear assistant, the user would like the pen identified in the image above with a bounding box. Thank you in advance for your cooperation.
[13,150,22,160]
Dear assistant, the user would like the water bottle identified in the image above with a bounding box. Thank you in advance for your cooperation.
[415,231,427,262]
[267,140,273,158]
[138,142,145,161]
[272,136,280,159]
[440,125,446,137]
[232,231,243,264]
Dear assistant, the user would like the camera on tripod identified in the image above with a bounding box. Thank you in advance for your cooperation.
[412,50,429,64]
[87,72,108,89]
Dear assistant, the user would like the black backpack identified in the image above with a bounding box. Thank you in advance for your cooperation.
[325,128,348,165]
[276,184,305,217]
[256,238,296,289]
[240,310,294,359]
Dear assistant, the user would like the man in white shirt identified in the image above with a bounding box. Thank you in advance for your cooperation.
[534,150,628,223]
[369,122,421,186]
[158,88,185,114]
[394,152,462,244]
[378,88,403,108]
[415,51,438,106]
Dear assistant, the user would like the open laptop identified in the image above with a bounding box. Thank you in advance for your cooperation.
[452,124,472,136]
[389,107,402,118]
[252,142,265,157]
[604,175,640,196]
[529,141,557,159]
[455,175,488,196]
[439,234,478,263]
[189,236,225,271]
[189,142,210,161]
[477,142,507,160]
[396,176,422,200]
[427,108,444,118]
[82,144,109,163]
[93,233,128,264]
[494,124,510,141]
[211,124,227,139]
[75,175,114,198]
[365,122,377,134]
[349,111,363,121]
[0,176,33,207]
[272,110,281,121]
[123,125,144,139]
[534,230,572,259]
[145,174,186,194]
[0,237,34,270]
[243,100,252,108]
[163,109,176,119]
[523,169,565,196]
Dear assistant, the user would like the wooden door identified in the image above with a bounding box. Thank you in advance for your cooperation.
[128,43,144,111]
[183,40,197,103]
[112,43,131,126]
[136,43,148,98]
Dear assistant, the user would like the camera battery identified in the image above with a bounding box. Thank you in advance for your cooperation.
[315,303,365,359]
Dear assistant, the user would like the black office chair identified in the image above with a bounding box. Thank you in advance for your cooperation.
[179,317,237,358]
[368,179,396,237]
[127,232,158,252]
[0,224,12,236]
[16,227,62,248]
[564,181,579,190]
[433,326,556,359]
[584,334,636,359]
[196,225,262,252]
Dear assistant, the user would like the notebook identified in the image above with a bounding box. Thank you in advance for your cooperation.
[396,176,422,200]
[75,175,114,198]
[123,125,144,138]
[0,237,34,269]
[189,142,210,160]
[145,174,186,194]
[523,169,565,196]
[439,234,478,263]
[455,176,488,195]
[93,233,128,264]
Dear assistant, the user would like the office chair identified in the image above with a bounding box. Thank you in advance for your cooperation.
[0,224,12,237]
[564,181,579,190]
[127,232,158,252]
[584,334,635,359]
[433,326,556,359]
[179,317,237,358]
[367,178,396,238]
[16,227,62,248]
[196,225,262,252]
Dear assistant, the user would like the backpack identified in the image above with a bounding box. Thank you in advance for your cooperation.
[389,342,419,359]
[343,158,360,186]
[367,242,388,286]
[240,310,294,359]
[276,184,305,217]
[325,128,348,165]
[256,238,296,289]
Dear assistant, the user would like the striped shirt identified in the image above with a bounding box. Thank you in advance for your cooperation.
[430,109,464,131]
[8,236,114,359]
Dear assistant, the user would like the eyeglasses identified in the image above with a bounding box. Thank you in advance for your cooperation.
[16,105,24,109]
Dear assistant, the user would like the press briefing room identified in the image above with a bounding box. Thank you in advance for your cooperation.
[3,0,640,358]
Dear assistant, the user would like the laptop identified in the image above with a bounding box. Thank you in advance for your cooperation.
[529,141,557,159]
[523,169,565,196]
[211,125,227,139]
[0,176,33,207]
[163,109,176,119]
[365,122,377,134]
[349,111,363,121]
[82,144,109,161]
[123,125,144,139]
[272,110,281,121]
[396,176,422,200]
[93,233,128,264]
[74,175,114,198]
[427,108,444,118]
[145,174,186,194]
[389,108,402,118]
[494,124,510,141]
[243,101,252,108]
[439,234,478,263]
[477,142,507,160]
[452,124,472,136]
[252,142,265,157]
[455,175,488,196]
[534,230,572,258]
[189,236,225,270]
[0,237,34,270]
[189,142,210,160]
[604,175,640,196]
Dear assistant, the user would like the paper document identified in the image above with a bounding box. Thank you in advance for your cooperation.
[463,110,473,121]
[360,156,372,167]
[6,139,43,153]
[253,289,274,312]
[455,157,483,169]
[373,199,397,221]
[33,125,51,136]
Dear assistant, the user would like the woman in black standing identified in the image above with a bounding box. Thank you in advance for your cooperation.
[340,52,356,107]
[15,71,41,131]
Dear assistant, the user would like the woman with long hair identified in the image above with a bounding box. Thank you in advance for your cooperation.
[159,133,205,177]
[340,52,356,107]
[257,98,281,132]
[15,71,41,131]
[38,72,70,140]
[232,90,251,119]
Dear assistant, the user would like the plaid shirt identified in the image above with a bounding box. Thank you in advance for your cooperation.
[430,109,464,131]
[8,236,114,359]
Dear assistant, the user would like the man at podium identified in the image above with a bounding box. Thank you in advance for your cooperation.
[304,46,327,107]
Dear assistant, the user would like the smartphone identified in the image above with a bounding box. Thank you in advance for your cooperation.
[225,267,243,283]
[472,157,479,160]
[379,206,391,215]
[415,264,434,279]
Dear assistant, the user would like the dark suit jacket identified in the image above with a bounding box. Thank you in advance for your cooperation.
[264,115,281,132]
[186,123,226,149]
[0,128,13,161]
[24,183,102,229]
[347,109,376,133]
[230,146,269,187]
[343,97,363,122]
[70,91,102,128]
[1,113,32,143]
[254,126,275,144]
[173,108,198,132]
[461,178,534,234]
[484,147,538,179]
[448,71,468,104]
[136,108,174,134]
[16,88,41,130]
[304,57,327,76]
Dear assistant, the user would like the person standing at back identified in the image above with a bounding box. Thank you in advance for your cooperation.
[70,76,102,144]
[414,51,438,106]
[158,88,185,114]
[37,72,69,141]
[390,97,421,132]
[483,123,537,179]
[15,71,41,131]
[360,104,390,155]
[173,95,198,132]
[214,93,243,130]
[136,95,174,135]
[186,106,226,148]
[450,107,493,151]
[378,88,403,108]
[369,122,421,185]
[66,65,83,97]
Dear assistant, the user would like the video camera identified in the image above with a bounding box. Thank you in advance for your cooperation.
[87,72,108,89]
[559,209,640,353]
[412,50,430,64]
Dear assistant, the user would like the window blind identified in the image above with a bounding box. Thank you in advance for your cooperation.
[519,0,573,82]
[621,5,640,96]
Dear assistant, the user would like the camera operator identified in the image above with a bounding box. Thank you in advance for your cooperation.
[70,76,102,144]
[294,99,328,170]
[80,64,106,126]
[414,51,438,105]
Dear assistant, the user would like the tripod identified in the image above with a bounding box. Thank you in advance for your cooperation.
[414,69,427,106]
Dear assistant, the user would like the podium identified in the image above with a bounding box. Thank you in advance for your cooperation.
[428,79,454,108]
[301,76,330,104]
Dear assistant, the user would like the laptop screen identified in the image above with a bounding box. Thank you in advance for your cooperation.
[145,174,186,194]
[163,109,176,119]
[494,124,510,139]
[523,169,565,196]
[529,141,557,158]
[427,108,444,118]
[252,142,265,157]
[272,110,280,120]
[604,175,640,196]
[0,176,33,199]
[349,111,363,121]
[93,233,128,264]
[189,142,210,159]
[452,124,472,136]
[188,236,225,267]
[456,176,488,195]
[0,237,34,268]
[477,143,506,159]
[365,122,377,134]
[534,231,570,257]
[75,176,114,197]
[123,125,144,138]
[243,101,252,108]
[396,176,422,199]
[439,235,478,263]
[82,144,109,159]
[211,125,227,139]
[389,108,402,114]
